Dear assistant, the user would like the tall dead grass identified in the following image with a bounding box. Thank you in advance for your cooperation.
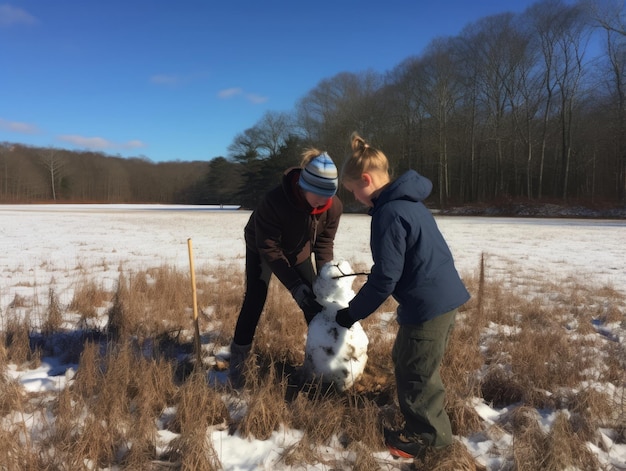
[0,255,624,469]
[166,369,225,470]
[69,278,110,321]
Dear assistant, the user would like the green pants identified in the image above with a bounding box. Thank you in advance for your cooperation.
[391,309,457,448]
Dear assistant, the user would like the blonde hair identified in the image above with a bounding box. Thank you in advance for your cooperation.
[342,132,389,183]
[300,147,324,167]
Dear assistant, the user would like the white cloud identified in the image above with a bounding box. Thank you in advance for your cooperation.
[246,93,268,104]
[218,87,243,99]
[57,135,145,151]
[0,4,38,27]
[0,118,39,134]
[218,88,268,104]
[58,135,111,149]
[125,140,145,149]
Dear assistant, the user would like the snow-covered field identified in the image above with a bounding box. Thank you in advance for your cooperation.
[1,204,625,469]
[2,204,625,312]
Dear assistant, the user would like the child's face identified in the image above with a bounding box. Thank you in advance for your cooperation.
[304,191,331,209]
[343,174,376,208]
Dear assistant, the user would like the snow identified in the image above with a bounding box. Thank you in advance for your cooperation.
[1,204,626,469]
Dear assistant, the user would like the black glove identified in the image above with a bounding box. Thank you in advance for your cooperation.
[290,282,323,323]
[335,307,355,329]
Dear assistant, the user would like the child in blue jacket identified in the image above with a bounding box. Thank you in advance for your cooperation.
[336,132,470,459]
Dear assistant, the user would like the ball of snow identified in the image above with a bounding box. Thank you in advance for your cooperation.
[303,260,369,391]
[313,260,356,303]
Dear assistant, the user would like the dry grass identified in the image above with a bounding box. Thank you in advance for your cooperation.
[0,370,25,417]
[106,267,193,340]
[238,358,289,440]
[196,262,244,344]
[42,287,63,335]
[69,278,111,320]
[0,255,624,470]
[166,369,225,470]
[2,314,40,367]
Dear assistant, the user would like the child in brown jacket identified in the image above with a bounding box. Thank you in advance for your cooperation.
[229,150,343,388]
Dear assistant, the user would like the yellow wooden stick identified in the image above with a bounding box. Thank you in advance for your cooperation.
[187,238,203,370]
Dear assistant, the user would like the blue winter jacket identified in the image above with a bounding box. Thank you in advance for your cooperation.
[348,170,470,325]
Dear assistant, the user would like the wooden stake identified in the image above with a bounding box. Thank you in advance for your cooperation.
[187,238,203,370]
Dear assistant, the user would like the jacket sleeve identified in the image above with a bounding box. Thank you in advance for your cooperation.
[313,196,343,269]
[348,209,406,321]
[254,195,301,290]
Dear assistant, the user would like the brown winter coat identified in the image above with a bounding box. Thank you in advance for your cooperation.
[244,167,343,290]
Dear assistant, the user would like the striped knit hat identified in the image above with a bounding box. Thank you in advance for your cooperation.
[298,152,338,197]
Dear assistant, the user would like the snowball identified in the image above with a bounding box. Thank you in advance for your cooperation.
[303,260,369,391]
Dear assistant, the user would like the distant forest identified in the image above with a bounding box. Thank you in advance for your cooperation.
[1,0,625,210]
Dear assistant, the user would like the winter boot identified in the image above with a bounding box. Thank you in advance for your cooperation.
[384,428,431,459]
[228,342,252,389]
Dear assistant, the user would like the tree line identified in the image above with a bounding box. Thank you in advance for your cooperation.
[0,145,209,204]
[1,0,625,209]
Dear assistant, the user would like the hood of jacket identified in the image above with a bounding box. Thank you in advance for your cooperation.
[370,169,433,215]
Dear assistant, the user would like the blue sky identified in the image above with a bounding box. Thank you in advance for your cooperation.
[1,0,541,163]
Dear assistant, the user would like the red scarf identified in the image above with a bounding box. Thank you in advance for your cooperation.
[311,197,332,215]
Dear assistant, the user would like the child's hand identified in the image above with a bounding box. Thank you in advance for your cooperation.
[302,299,324,324]
[290,282,323,323]
[335,307,355,329]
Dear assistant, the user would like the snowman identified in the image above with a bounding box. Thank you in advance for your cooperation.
[302,260,369,392]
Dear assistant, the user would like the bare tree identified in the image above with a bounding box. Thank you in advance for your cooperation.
[454,34,483,202]
[590,0,626,203]
[527,0,591,200]
[254,111,296,158]
[459,13,527,198]
[384,57,429,173]
[39,148,66,201]
[589,0,626,36]
[227,111,296,163]
[552,3,591,201]
[505,11,544,199]
[228,127,262,163]
[420,38,465,206]
[0,143,12,199]
[295,71,385,157]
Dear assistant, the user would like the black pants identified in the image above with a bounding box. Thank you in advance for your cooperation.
[233,248,315,346]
